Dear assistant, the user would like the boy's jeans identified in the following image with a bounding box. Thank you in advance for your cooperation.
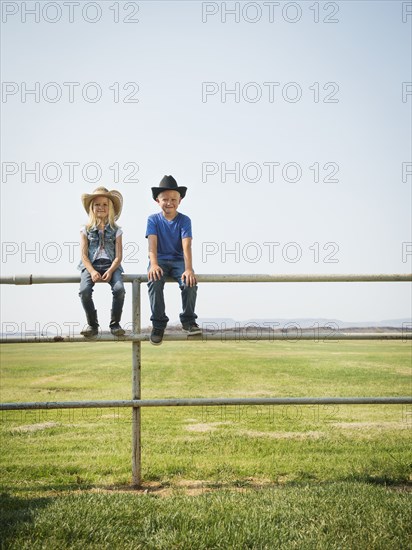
[79,259,125,323]
[147,259,198,329]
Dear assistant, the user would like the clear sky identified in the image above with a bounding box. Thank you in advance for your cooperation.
[1,0,411,333]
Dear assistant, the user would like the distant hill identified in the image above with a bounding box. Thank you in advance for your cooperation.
[2,318,410,337]
[196,318,411,330]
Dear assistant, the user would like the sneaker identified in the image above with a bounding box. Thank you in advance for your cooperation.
[150,327,164,346]
[81,325,99,337]
[182,323,202,335]
[110,323,125,336]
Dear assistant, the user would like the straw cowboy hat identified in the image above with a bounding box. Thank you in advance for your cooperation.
[151,175,187,200]
[81,187,123,219]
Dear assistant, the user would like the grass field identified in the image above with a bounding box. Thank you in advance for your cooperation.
[1,340,411,548]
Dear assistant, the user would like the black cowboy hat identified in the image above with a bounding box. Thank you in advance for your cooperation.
[151,175,187,200]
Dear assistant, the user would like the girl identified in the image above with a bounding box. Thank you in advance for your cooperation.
[78,187,126,337]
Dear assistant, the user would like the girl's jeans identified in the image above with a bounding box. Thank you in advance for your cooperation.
[147,259,198,329]
[79,259,125,324]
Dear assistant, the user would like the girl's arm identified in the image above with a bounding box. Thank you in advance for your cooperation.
[81,232,102,282]
[181,237,197,287]
[102,234,123,282]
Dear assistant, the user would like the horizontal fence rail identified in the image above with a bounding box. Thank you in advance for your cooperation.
[1,397,411,411]
[1,272,411,486]
[1,273,411,285]
[1,332,410,344]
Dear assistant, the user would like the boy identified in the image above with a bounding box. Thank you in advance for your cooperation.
[146,175,201,345]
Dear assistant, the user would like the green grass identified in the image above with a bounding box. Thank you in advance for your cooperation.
[0,340,411,548]
[1,484,411,549]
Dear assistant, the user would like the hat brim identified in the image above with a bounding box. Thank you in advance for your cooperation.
[82,190,123,220]
[152,186,187,200]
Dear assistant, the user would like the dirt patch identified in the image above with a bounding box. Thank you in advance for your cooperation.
[332,422,409,430]
[185,422,233,433]
[240,430,324,440]
[98,477,279,497]
[31,376,62,385]
[93,478,412,497]
[29,478,412,499]
[11,421,60,433]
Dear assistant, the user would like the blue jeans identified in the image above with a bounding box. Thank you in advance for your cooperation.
[147,259,198,329]
[79,259,125,324]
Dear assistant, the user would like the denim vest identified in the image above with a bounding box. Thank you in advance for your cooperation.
[78,224,123,272]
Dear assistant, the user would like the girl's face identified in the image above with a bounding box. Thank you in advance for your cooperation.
[92,196,110,218]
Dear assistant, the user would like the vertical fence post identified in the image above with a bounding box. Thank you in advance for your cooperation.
[131,279,141,487]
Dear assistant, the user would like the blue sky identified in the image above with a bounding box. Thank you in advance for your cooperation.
[1,0,411,331]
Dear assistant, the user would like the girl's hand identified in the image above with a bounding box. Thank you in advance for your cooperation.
[101,270,113,282]
[182,269,197,287]
[91,270,102,283]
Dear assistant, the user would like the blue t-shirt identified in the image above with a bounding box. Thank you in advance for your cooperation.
[146,212,192,261]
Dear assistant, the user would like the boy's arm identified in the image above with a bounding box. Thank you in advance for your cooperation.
[101,234,123,282]
[147,234,163,281]
[181,237,197,287]
[80,232,102,282]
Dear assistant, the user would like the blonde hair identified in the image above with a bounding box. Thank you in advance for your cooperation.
[86,197,119,231]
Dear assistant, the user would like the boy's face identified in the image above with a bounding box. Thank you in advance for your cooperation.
[156,190,182,218]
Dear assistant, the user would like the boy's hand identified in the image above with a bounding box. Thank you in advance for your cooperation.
[148,264,164,281]
[91,270,102,283]
[182,269,197,287]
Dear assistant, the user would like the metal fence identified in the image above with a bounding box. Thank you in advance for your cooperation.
[1,272,411,487]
